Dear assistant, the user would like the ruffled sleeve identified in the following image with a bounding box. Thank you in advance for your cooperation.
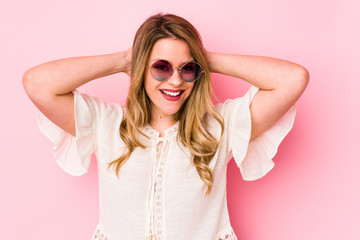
[36,90,105,176]
[223,86,296,180]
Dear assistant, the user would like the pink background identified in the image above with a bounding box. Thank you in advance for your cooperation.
[1,0,359,239]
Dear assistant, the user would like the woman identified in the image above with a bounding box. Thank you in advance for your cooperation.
[23,13,308,240]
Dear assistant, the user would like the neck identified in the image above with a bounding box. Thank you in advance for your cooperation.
[149,112,177,137]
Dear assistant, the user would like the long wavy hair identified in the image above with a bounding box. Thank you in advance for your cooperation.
[108,13,224,194]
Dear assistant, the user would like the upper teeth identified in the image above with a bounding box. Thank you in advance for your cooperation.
[162,90,181,96]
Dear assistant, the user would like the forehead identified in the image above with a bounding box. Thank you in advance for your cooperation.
[148,38,193,64]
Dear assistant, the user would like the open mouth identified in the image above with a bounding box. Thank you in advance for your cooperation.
[160,90,184,97]
[159,89,185,101]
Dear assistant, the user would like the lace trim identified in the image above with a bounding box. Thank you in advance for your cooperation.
[143,122,179,139]
[164,122,178,137]
[147,137,171,240]
[217,227,237,240]
[92,226,108,240]
[143,122,178,239]
[143,125,160,139]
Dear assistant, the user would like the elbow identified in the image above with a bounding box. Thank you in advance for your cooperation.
[296,66,310,91]
[22,69,35,97]
[22,68,45,100]
[279,65,309,102]
[288,66,309,96]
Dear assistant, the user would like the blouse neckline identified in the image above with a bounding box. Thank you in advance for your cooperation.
[142,122,179,139]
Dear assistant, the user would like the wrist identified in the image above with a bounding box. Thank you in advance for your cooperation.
[114,49,132,75]
[206,51,215,72]
[110,52,126,73]
[206,51,223,74]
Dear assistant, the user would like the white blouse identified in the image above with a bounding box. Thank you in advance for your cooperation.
[36,86,296,240]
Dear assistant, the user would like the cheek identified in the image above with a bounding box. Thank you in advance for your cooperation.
[144,75,161,99]
[184,83,195,98]
[144,75,154,93]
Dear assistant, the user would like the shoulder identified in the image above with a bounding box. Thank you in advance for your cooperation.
[73,90,124,125]
[214,86,259,128]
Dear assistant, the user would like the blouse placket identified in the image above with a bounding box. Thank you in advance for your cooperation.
[144,123,178,240]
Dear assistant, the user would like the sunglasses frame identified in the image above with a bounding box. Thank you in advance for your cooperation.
[146,60,204,82]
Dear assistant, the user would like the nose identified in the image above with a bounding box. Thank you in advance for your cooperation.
[167,68,183,86]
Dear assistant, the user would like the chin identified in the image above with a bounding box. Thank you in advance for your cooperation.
[162,105,182,116]
[163,109,180,117]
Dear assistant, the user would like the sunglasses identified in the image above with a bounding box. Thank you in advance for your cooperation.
[147,60,203,82]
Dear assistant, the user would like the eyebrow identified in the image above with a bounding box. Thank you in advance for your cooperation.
[150,58,195,66]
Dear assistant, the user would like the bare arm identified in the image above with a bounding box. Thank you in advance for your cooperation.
[207,52,309,140]
[23,49,132,136]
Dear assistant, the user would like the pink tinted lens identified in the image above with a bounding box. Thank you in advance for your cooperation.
[150,60,173,81]
[180,62,201,82]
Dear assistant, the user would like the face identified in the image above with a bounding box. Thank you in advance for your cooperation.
[145,38,196,121]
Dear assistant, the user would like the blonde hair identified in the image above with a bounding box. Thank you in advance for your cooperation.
[108,13,224,194]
